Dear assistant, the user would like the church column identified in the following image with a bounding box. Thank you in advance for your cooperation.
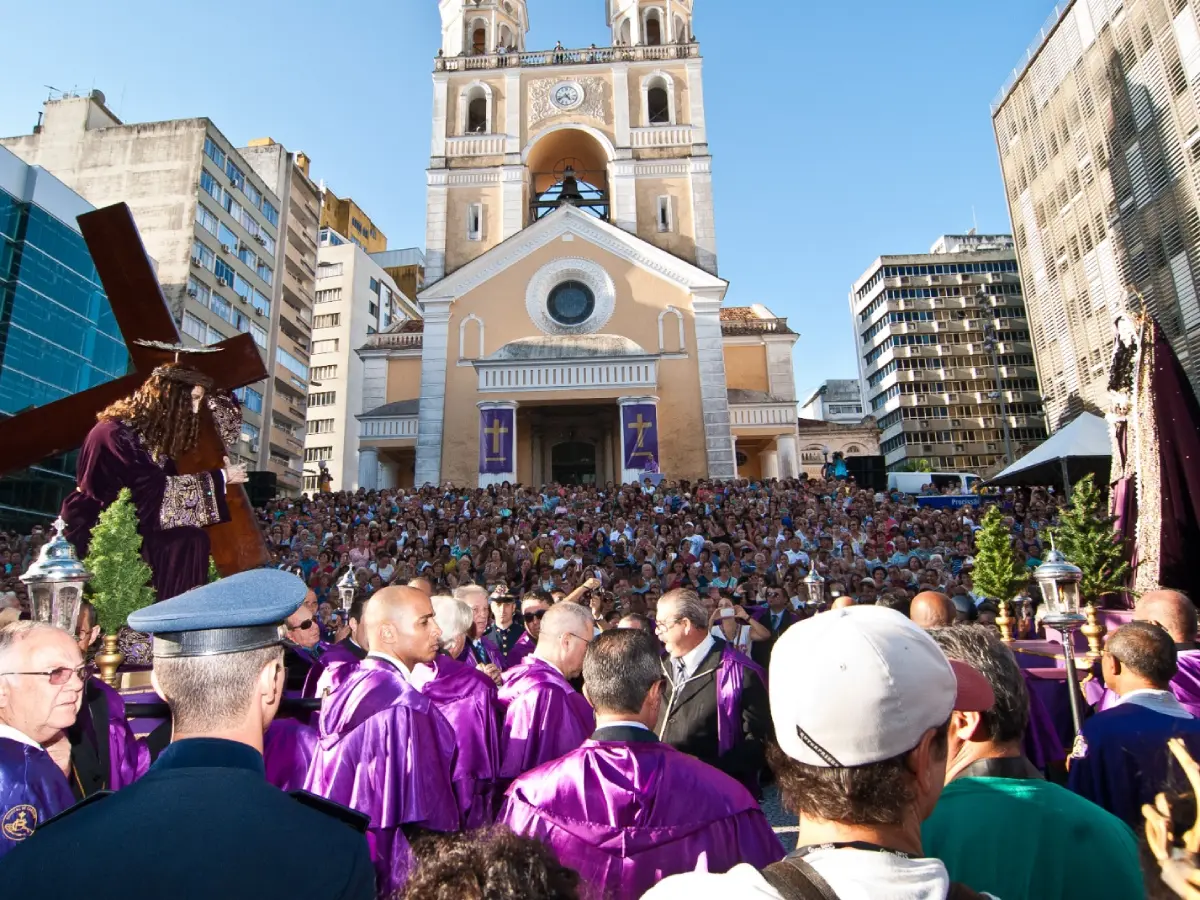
[691,291,736,479]
[776,432,799,480]
[760,448,780,481]
[414,300,452,486]
[731,434,739,480]
[610,159,637,234]
[617,396,660,485]
[359,447,380,491]
[478,400,518,488]
[425,172,449,283]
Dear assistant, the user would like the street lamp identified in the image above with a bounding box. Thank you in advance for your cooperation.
[977,287,1015,467]
[803,568,826,610]
[20,517,89,632]
[337,570,358,613]
[1034,546,1086,736]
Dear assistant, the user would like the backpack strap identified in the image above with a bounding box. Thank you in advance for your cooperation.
[760,858,842,900]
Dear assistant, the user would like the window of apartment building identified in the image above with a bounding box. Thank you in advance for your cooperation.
[312,339,339,354]
[311,365,338,380]
[308,391,337,407]
[277,348,309,380]
[308,419,335,435]
[244,181,262,210]
[182,312,207,342]
[263,200,279,227]
[315,288,342,304]
[261,231,276,255]
[195,203,219,236]
[226,161,246,193]
[241,421,260,452]
[235,386,264,414]
[217,223,238,253]
[232,275,252,302]
[368,301,379,319]
[210,293,233,324]
[200,170,224,206]
[368,278,380,294]
[204,137,226,169]
[305,446,334,463]
[318,263,343,279]
[207,324,227,344]
[192,240,215,271]
[252,290,270,316]
[251,322,267,349]
[187,276,210,306]
[214,258,235,287]
[313,314,341,329]
[256,259,273,285]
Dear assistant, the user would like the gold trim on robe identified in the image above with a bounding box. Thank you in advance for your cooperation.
[159,472,222,530]
[207,391,242,451]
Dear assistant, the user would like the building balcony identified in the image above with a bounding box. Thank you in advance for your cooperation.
[445,134,507,157]
[630,126,696,149]
[359,399,419,443]
[475,355,657,394]
[434,41,700,72]
[363,331,424,352]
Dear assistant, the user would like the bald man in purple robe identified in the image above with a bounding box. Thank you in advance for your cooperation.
[501,630,783,899]
[304,586,459,896]
[497,602,595,782]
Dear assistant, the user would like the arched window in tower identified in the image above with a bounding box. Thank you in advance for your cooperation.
[471,21,488,54]
[499,24,513,50]
[674,15,687,42]
[461,83,492,134]
[645,10,663,45]
[618,17,632,45]
[648,84,670,125]
[468,97,487,133]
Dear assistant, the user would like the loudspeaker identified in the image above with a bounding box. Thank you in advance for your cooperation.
[246,470,278,507]
[844,455,887,492]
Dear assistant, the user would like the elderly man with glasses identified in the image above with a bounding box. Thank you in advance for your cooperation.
[0,622,84,857]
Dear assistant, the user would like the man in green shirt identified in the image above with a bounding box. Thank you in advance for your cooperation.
[922,626,1143,900]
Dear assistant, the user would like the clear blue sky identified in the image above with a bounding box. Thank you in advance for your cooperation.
[0,0,1056,398]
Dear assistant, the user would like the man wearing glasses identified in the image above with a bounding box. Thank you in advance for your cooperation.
[0,622,82,858]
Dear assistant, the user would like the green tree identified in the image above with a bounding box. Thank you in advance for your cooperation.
[1049,474,1131,604]
[973,505,1026,603]
[208,557,221,583]
[84,488,155,634]
[898,458,933,473]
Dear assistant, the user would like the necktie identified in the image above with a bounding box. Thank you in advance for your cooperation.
[772,612,782,632]
[674,659,687,685]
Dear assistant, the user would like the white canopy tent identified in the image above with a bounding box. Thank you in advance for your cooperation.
[989,412,1112,492]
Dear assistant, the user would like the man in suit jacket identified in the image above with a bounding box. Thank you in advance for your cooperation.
[336,595,369,661]
[749,587,800,670]
[654,589,770,792]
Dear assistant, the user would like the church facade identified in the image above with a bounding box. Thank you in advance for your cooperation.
[357,0,802,488]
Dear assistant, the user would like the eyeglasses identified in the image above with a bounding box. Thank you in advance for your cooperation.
[523,610,548,623]
[287,618,315,631]
[654,617,680,633]
[0,663,93,686]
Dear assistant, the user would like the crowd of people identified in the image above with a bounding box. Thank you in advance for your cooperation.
[1,473,1199,899]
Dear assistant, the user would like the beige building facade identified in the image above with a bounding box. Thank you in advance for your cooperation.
[358,0,801,488]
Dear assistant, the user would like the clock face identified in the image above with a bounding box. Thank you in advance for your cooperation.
[552,83,583,110]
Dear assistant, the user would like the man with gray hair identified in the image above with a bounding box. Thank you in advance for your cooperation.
[502,629,781,898]
[453,584,504,679]
[922,626,1143,900]
[0,622,80,857]
[413,596,503,827]
[497,602,595,783]
[654,588,769,793]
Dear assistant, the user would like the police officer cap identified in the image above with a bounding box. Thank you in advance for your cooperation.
[128,569,308,659]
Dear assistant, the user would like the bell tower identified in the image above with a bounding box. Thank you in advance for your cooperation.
[608,0,694,46]
[439,0,529,56]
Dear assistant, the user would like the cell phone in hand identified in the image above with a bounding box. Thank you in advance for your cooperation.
[719,607,736,619]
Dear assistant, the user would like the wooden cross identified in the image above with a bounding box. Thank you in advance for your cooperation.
[0,203,269,575]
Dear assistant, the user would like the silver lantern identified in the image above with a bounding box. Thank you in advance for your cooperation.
[20,517,89,633]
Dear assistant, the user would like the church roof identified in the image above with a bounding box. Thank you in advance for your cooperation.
[484,334,650,361]
[720,305,796,336]
[359,399,420,419]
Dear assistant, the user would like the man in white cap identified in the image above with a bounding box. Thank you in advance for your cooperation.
[644,605,997,900]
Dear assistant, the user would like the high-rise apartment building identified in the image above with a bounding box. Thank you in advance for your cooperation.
[850,235,1048,473]
[0,93,317,494]
[0,144,129,524]
[319,187,387,254]
[800,379,866,423]
[240,139,321,496]
[303,229,420,493]
[992,0,1200,426]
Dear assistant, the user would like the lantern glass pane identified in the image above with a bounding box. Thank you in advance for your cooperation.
[1058,581,1081,615]
[52,583,83,633]
[1038,579,1060,613]
[30,585,52,622]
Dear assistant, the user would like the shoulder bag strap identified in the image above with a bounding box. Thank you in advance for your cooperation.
[760,858,842,900]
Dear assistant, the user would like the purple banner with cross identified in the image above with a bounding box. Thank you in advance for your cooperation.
[621,403,660,472]
[479,407,515,475]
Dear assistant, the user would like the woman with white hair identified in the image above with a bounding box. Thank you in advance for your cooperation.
[411,596,504,828]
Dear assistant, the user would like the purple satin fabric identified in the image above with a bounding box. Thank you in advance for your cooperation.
[303,657,459,897]
[0,737,75,859]
[503,632,536,670]
[499,739,784,900]
[303,642,362,698]
[457,638,506,671]
[715,644,765,758]
[1093,649,1200,717]
[1020,670,1066,769]
[91,677,150,789]
[263,717,318,792]
[412,656,504,828]
[497,657,595,781]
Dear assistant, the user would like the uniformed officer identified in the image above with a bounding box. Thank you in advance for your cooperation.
[0,569,375,900]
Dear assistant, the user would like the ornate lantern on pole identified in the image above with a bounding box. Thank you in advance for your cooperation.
[337,570,358,614]
[20,517,89,633]
[1034,546,1086,736]
[803,568,826,611]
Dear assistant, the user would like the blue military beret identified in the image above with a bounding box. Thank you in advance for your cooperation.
[128,569,308,659]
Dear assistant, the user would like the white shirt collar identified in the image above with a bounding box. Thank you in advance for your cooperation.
[676,633,716,679]
[1118,688,1194,719]
[595,719,651,732]
[368,650,412,682]
[0,722,41,750]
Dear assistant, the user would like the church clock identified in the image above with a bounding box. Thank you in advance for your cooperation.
[551,81,584,111]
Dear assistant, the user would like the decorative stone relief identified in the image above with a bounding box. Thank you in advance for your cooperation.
[528,76,608,129]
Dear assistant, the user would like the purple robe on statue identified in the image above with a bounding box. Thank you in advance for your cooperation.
[0,735,75,859]
[497,656,595,782]
[263,717,317,793]
[303,655,459,897]
[1094,649,1200,718]
[61,392,241,601]
[412,655,504,828]
[500,729,784,900]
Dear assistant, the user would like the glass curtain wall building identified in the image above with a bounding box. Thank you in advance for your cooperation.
[0,145,128,525]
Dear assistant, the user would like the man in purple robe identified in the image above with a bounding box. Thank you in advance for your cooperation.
[61,364,248,601]
[262,717,317,793]
[500,629,783,899]
[413,595,503,828]
[1069,622,1200,826]
[304,586,459,896]
[497,602,595,782]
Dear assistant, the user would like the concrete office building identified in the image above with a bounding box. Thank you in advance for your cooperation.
[992,0,1200,425]
[319,186,387,254]
[0,144,129,523]
[850,234,1048,473]
[800,379,866,423]
[304,229,420,492]
[240,139,322,495]
[0,92,313,493]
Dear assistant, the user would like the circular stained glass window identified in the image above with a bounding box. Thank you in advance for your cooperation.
[546,280,595,327]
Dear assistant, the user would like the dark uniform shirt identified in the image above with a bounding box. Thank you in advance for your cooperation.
[0,737,374,900]
[485,621,525,657]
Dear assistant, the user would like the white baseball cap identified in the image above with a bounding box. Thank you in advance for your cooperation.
[769,605,994,767]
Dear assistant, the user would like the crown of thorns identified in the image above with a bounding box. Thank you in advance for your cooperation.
[149,366,214,390]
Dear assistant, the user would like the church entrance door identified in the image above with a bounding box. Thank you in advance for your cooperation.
[551,441,597,485]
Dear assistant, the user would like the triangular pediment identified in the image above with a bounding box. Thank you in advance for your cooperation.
[418,205,728,302]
